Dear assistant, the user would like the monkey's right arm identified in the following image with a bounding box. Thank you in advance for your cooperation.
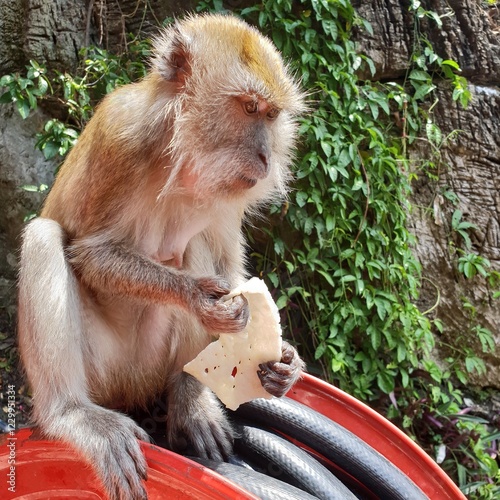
[68,236,249,334]
[18,218,150,500]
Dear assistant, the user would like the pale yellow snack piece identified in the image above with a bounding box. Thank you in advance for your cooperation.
[183,277,282,410]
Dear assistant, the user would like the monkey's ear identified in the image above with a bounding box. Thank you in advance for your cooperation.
[153,28,192,87]
[165,45,191,85]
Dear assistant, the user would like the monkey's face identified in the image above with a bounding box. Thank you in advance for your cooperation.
[153,14,306,205]
[177,92,287,199]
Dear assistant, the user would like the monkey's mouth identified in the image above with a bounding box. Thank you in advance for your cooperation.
[236,175,258,189]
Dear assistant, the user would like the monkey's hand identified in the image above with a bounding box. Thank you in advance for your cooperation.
[257,341,305,398]
[194,277,249,334]
[48,403,150,500]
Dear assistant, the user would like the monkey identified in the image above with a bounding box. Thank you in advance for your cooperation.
[17,13,306,500]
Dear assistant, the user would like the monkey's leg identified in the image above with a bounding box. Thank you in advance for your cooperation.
[18,218,149,500]
[166,372,234,460]
[258,341,306,398]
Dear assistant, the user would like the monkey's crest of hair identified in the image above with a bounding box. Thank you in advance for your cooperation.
[151,13,306,208]
[152,14,304,112]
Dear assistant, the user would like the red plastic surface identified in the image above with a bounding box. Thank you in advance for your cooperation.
[0,428,258,499]
[0,373,466,499]
[289,373,466,500]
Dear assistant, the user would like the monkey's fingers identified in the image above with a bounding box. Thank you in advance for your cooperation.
[93,430,148,500]
[214,294,250,333]
[258,362,294,398]
[70,407,149,500]
[125,438,149,481]
[208,419,234,460]
[167,376,235,463]
[198,294,249,334]
[133,425,151,445]
[280,341,297,364]
[178,420,217,460]
[258,343,305,398]
[196,276,232,298]
[108,449,148,500]
[186,416,234,461]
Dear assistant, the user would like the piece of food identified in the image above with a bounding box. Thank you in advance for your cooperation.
[183,277,282,410]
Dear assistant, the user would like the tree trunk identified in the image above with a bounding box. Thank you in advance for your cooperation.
[354,0,500,385]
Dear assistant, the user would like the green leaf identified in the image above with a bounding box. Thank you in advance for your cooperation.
[321,19,338,40]
[368,101,379,120]
[296,191,308,207]
[317,270,335,287]
[321,140,332,157]
[377,371,395,394]
[364,57,376,77]
[315,342,327,360]
[41,141,59,159]
[0,91,13,103]
[427,11,443,27]
[267,272,278,288]
[16,99,30,119]
[340,274,356,283]
[64,128,79,138]
[274,238,285,257]
[409,69,430,82]
[0,74,14,86]
[451,210,463,229]
[425,120,442,146]
[22,184,40,192]
[370,327,381,350]
[361,18,374,36]
[413,83,436,100]
[329,358,341,372]
[441,59,461,71]
[275,294,288,310]
[337,148,351,169]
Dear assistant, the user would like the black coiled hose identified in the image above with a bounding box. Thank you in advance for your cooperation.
[191,457,320,500]
[234,423,358,500]
[234,397,429,500]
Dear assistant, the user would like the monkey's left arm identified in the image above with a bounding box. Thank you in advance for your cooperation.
[67,236,249,334]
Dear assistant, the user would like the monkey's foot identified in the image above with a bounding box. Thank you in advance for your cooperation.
[166,374,234,461]
[46,403,149,500]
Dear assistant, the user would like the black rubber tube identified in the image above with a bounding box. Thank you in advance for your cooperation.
[235,397,429,500]
[234,423,358,500]
[190,457,320,500]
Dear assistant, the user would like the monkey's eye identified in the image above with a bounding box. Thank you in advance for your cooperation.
[267,108,280,120]
[244,101,259,115]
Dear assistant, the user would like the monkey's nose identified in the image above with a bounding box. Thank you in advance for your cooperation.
[257,151,270,177]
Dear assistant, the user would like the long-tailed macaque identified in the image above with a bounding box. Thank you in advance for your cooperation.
[18,13,306,500]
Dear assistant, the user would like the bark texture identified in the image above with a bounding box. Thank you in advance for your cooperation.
[354,0,500,385]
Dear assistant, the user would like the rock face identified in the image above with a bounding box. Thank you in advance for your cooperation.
[354,0,500,385]
[0,105,54,278]
[410,85,500,385]
[0,0,499,384]
[0,0,89,280]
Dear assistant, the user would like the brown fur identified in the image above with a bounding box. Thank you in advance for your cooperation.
[18,14,305,500]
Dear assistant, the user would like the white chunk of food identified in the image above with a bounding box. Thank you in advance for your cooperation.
[183,277,282,410]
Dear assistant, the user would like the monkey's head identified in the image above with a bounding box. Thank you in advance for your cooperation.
[152,14,306,206]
